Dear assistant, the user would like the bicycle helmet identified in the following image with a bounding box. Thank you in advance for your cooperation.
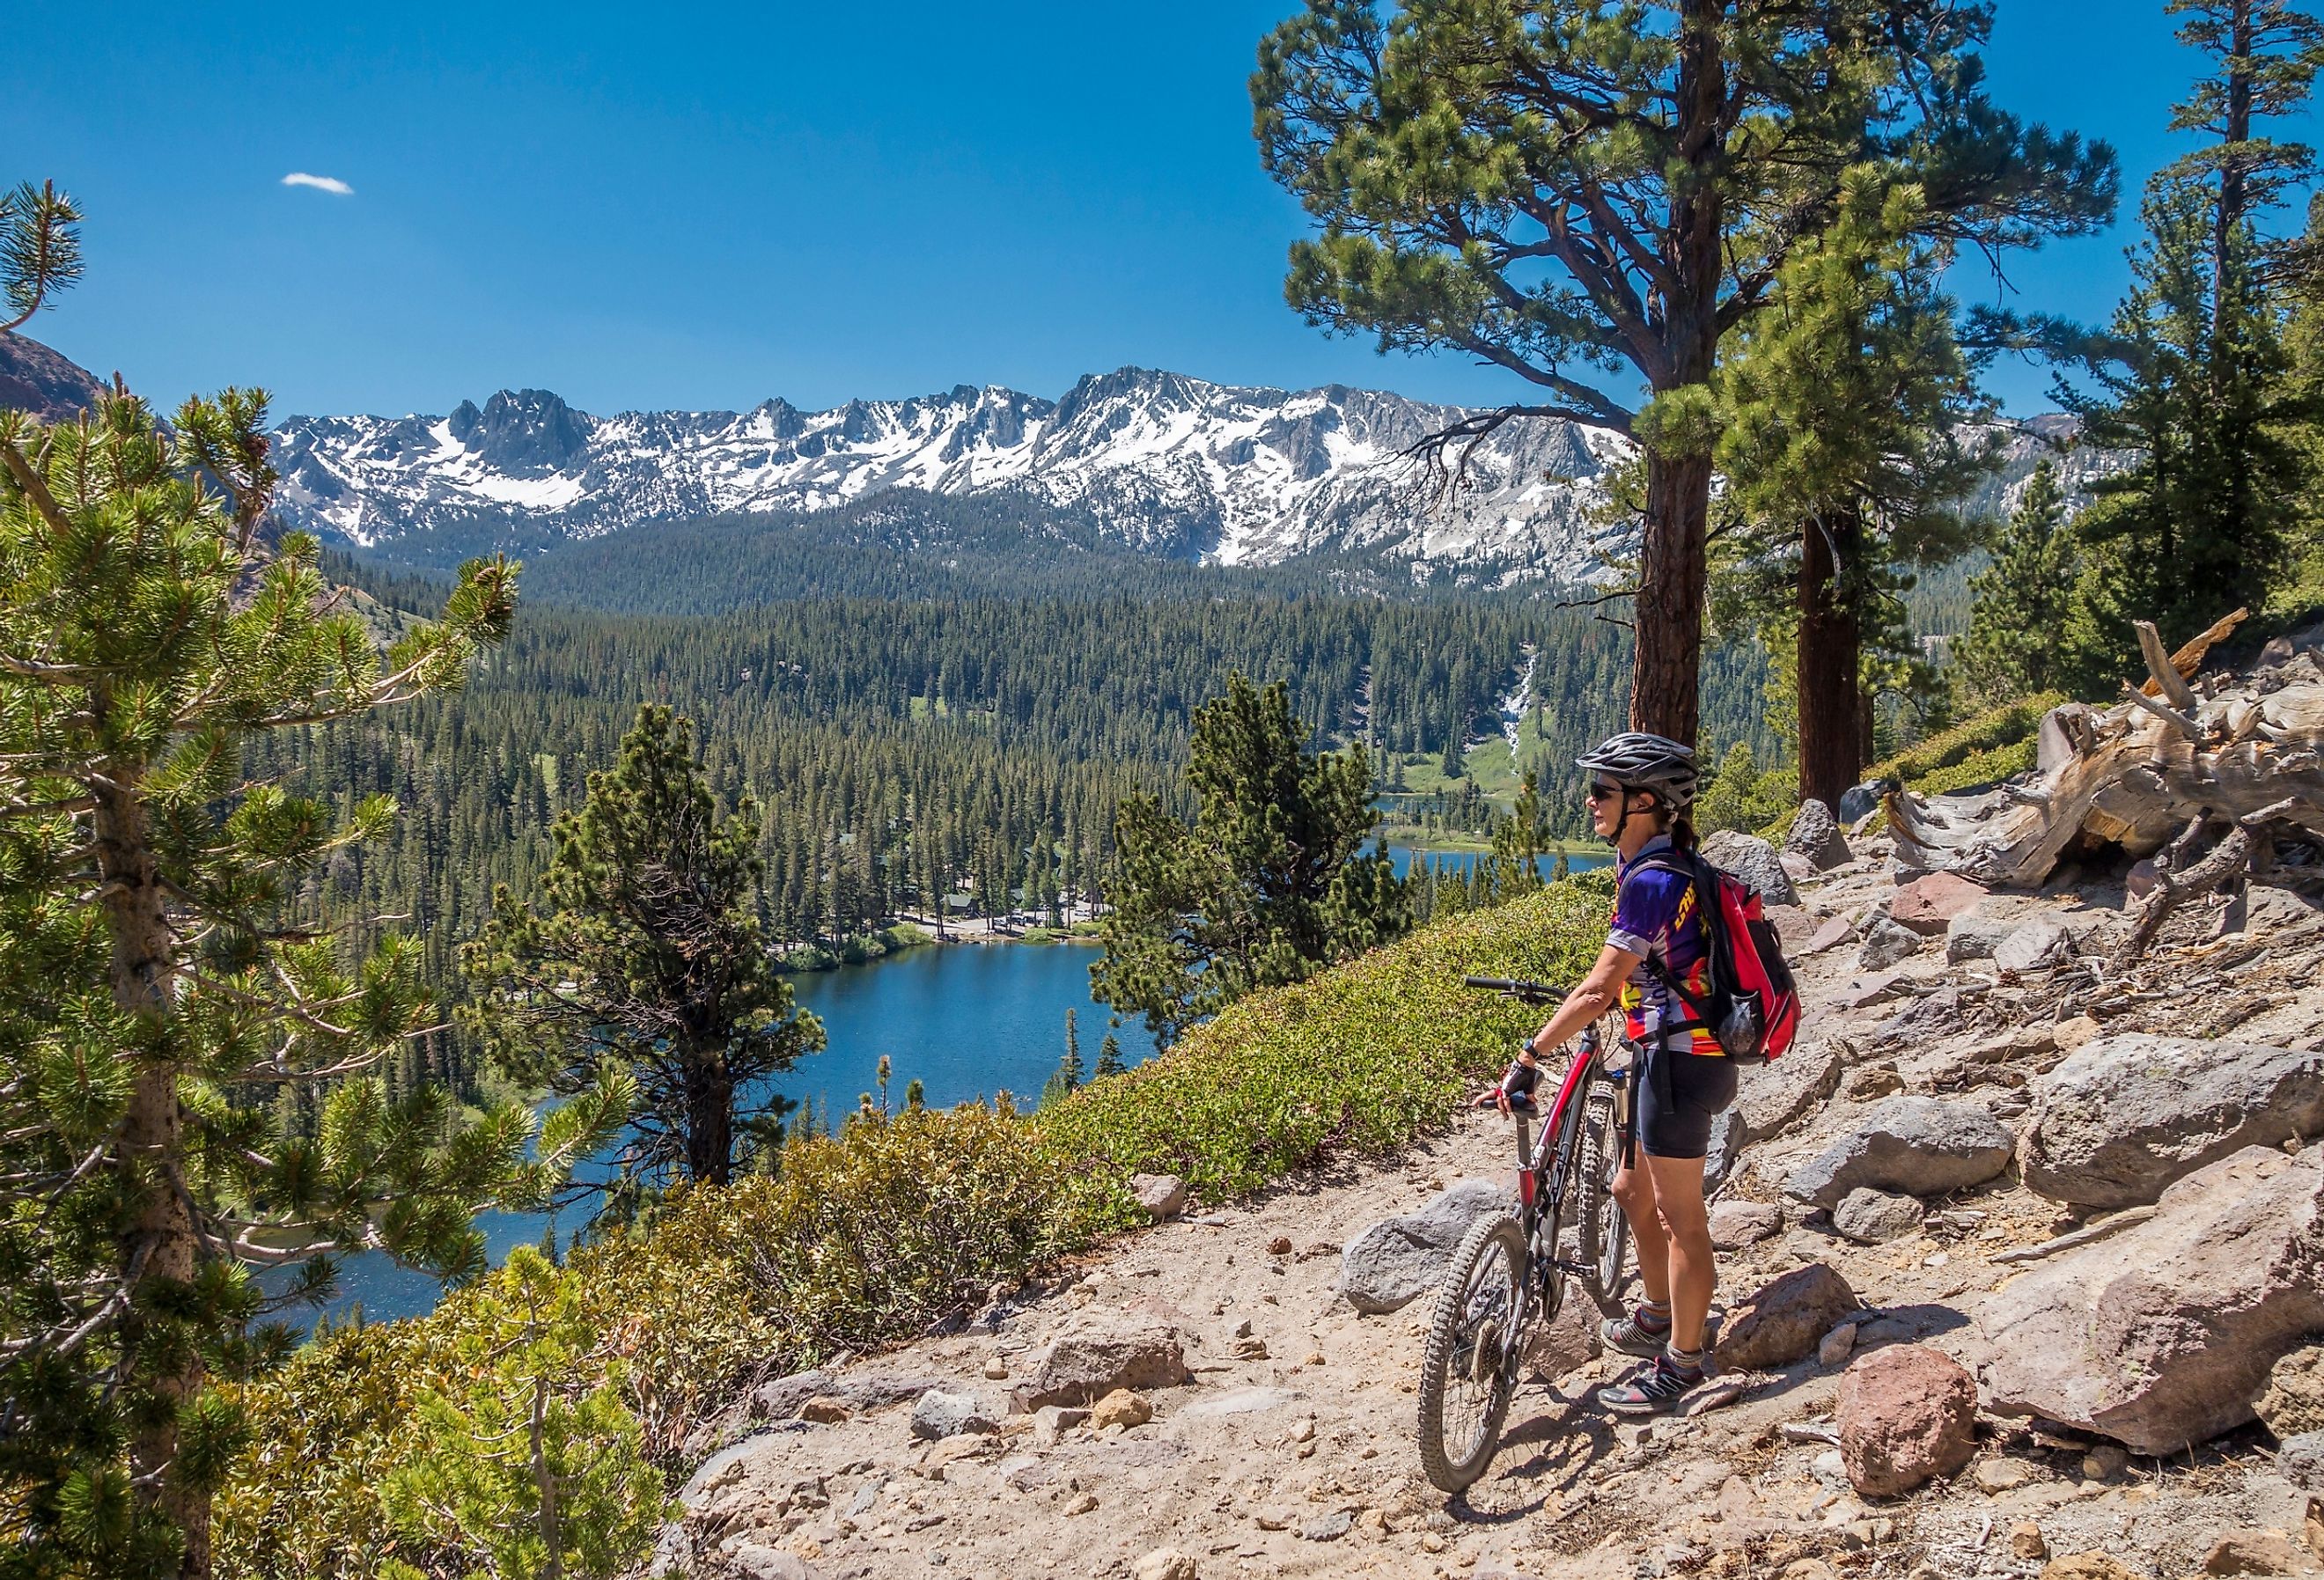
[1575,731,1699,810]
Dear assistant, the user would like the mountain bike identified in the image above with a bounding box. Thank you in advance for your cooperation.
[1414,976,1635,1495]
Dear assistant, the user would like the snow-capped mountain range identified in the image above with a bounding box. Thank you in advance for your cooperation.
[270,367,1637,578]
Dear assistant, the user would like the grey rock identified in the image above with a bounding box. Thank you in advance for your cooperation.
[1129,1172,1189,1219]
[1783,1097,2014,1209]
[1839,782,1883,824]
[1703,1106,1746,1192]
[1338,1179,1516,1314]
[1698,830,1798,907]
[1856,917,1924,972]
[1785,799,1853,870]
[1993,919,2074,974]
[1780,850,1820,885]
[1709,1200,1783,1250]
[1832,1187,1924,1245]
[751,1368,835,1421]
[725,1545,827,1580]
[1031,1404,1090,1443]
[1301,1510,1354,1542]
[2276,1432,2324,1493]
[1944,911,2015,965]
[748,1367,948,1420]
[1016,1317,1192,1408]
[1981,1146,2324,1455]
[2020,1034,2324,1210]
[910,1389,998,1440]
[1736,1039,1842,1144]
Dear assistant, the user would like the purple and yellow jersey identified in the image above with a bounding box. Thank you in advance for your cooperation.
[1607,834,1722,1055]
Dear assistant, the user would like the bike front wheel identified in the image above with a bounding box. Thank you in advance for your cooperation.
[1576,1089,1631,1314]
[1416,1214,1527,1494]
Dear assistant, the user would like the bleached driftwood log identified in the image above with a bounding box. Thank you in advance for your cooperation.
[1889,611,2324,890]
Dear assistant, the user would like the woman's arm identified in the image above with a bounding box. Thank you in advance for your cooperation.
[1526,941,1644,1058]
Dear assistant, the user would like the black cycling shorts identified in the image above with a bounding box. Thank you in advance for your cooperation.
[1636,1047,1739,1160]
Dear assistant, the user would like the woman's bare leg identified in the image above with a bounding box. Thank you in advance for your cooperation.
[1643,1152,1715,1353]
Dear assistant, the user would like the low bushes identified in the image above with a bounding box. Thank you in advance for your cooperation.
[1038,876,1612,1197]
[215,880,1609,1577]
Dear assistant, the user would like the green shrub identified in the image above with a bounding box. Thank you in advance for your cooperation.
[1038,877,1611,1198]
[216,882,1610,1576]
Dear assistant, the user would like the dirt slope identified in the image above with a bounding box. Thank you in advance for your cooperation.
[659,840,2324,1580]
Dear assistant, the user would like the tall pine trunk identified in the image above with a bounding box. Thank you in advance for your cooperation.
[1796,511,1867,811]
[1631,450,1715,740]
[94,774,209,1578]
[1627,0,1726,743]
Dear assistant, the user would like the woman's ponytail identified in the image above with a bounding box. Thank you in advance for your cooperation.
[1670,809,1699,853]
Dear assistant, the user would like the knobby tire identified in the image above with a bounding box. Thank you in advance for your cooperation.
[1416,1214,1527,1494]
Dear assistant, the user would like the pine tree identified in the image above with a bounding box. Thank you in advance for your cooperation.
[1253,1,2114,738]
[2063,3,2320,682]
[1485,779,1553,900]
[463,704,825,1190]
[1092,1033,1127,1080]
[1092,674,1408,1044]
[0,187,622,1579]
[1710,173,1996,805]
[379,1248,668,1580]
[1952,464,2081,709]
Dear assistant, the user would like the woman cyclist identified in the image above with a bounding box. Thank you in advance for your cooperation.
[1517,732,1736,1415]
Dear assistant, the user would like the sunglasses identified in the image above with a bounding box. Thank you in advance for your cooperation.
[1585,782,1625,803]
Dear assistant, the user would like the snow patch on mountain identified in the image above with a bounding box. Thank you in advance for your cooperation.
[270,368,1621,577]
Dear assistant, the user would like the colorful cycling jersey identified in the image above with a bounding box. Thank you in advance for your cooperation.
[1607,834,1721,1055]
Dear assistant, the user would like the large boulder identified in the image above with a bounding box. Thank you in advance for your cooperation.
[1338,1179,1515,1314]
[2019,1034,2324,1210]
[1015,1316,1192,1409]
[1698,830,1798,907]
[1838,782,1883,824]
[1891,872,1989,936]
[1786,799,1852,871]
[1980,1145,2324,1454]
[1837,1344,1980,1498]
[1736,1039,1842,1144]
[1783,1097,2014,1209]
[1715,1262,1861,1371]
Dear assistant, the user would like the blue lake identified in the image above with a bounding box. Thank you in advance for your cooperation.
[297,940,1157,1328]
[1382,844,1614,880]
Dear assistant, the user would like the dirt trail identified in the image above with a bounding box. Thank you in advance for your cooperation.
[664,841,2324,1580]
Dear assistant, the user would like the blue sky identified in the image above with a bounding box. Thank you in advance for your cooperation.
[4,2,2284,420]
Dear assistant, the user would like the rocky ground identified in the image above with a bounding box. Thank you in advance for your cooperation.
[652,805,2324,1580]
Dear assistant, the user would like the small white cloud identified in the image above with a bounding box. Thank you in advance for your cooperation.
[281,173,354,196]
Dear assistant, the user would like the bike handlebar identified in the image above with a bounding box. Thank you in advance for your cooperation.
[1462,975,1565,1005]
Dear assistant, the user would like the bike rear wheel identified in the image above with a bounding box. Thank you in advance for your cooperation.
[1416,1214,1527,1494]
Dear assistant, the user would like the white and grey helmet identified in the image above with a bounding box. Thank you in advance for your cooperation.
[1575,732,1699,810]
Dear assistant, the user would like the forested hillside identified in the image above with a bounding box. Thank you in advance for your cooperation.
[268,546,1774,1093]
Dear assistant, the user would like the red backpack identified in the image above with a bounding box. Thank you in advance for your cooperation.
[1634,849,1802,1065]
